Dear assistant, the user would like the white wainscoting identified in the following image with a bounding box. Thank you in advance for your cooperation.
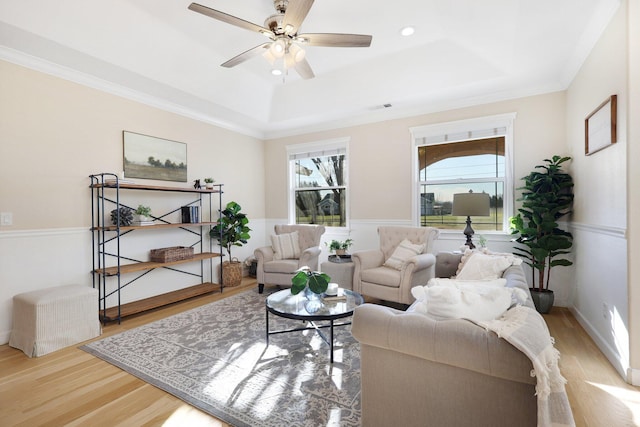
[568,222,630,382]
[0,228,92,344]
[0,224,263,345]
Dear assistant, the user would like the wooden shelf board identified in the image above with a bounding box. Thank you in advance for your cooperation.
[100,282,218,321]
[92,182,222,193]
[92,222,217,232]
[96,252,221,276]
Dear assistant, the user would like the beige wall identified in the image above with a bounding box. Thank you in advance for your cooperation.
[627,0,640,382]
[264,92,566,222]
[0,60,265,342]
[565,2,633,381]
[0,61,265,229]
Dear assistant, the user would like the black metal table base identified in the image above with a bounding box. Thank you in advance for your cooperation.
[265,309,352,363]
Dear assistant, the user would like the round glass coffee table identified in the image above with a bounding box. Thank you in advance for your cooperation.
[265,288,364,363]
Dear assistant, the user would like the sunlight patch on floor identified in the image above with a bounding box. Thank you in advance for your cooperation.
[162,405,223,427]
[586,381,640,424]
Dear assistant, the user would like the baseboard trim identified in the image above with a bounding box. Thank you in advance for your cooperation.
[570,306,630,383]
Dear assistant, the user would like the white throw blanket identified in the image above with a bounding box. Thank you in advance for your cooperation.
[477,305,575,427]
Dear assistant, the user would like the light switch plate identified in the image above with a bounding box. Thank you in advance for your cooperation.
[1,212,12,226]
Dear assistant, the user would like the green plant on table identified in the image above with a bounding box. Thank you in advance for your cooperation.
[326,239,353,252]
[291,266,331,295]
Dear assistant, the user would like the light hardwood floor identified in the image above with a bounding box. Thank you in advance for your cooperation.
[1,280,639,426]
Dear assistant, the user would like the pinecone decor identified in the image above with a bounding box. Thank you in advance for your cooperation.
[110,207,133,226]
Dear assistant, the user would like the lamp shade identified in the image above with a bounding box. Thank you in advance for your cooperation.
[451,192,490,216]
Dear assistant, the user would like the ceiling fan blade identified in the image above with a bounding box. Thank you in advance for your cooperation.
[221,43,271,68]
[294,58,315,80]
[283,0,314,35]
[189,3,274,38]
[297,33,372,47]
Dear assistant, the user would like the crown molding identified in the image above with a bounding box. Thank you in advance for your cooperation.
[0,46,265,139]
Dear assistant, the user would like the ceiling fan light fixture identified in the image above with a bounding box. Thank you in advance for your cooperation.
[270,39,286,57]
[262,49,276,65]
[289,43,306,62]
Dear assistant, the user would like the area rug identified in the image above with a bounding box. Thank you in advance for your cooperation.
[81,288,361,426]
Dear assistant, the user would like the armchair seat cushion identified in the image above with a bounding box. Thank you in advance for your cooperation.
[255,224,326,293]
[361,266,401,288]
[263,259,299,274]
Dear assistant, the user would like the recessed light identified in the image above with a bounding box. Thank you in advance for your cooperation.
[271,69,283,76]
[401,26,415,37]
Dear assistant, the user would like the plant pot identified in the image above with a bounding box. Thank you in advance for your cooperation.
[205,183,214,189]
[221,260,242,287]
[529,288,554,314]
[335,249,347,256]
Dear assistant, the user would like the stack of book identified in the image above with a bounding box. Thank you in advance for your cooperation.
[181,206,200,223]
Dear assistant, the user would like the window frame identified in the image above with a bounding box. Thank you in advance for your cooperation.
[286,137,350,230]
[410,113,516,232]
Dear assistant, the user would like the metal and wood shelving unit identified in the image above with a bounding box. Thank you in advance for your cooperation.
[90,173,224,323]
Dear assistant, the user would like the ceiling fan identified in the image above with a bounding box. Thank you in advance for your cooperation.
[188,0,373,79]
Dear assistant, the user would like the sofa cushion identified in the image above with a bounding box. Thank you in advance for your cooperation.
[456,249,522,280]
[271,231,300,260]
[383,239,425,270]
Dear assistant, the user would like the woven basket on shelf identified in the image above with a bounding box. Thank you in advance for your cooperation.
[150,246,194,263]
[221,258,243,287]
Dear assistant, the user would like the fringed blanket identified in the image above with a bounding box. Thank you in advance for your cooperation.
[478,305,576,427]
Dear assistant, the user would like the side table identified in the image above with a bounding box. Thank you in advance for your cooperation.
[321,258,354,290]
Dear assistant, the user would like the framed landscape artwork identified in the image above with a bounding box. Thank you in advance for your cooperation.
[123,131,188,182]
[585,95,617,156]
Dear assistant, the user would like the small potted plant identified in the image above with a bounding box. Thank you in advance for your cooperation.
[204,177,215,189]
[327,239,353,256]
[291,266,331,297]
[134,205,152,223]
[210,201,251,287]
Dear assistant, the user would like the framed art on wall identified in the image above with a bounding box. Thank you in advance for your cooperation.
[585,95,617,156]
[123,131,188,182]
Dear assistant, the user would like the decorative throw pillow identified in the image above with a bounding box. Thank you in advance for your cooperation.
[455,249,522,280]
[271,231,300,260]
[384,239,426,270]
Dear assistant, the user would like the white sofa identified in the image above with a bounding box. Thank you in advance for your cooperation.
[351,252,538,427]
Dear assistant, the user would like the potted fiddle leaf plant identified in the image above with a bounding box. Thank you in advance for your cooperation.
[210,201,251,287]
[291,266,331,297]
[509,155,574,313]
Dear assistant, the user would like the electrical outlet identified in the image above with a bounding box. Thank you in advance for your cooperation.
[0,212,12,226]
[602,302,609,320]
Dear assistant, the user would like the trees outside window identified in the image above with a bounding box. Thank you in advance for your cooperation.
[289,140,348,228]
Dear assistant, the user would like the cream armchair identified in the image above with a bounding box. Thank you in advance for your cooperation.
[254,224,325,294]
[352,226,439,305]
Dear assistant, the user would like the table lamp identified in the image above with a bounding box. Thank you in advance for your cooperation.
[451,190,490,249]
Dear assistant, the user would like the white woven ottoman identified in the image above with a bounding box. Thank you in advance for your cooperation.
[9,285,101,357]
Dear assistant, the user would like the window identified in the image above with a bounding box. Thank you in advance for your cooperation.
[287,139,348,227]
[411,114,515,232]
